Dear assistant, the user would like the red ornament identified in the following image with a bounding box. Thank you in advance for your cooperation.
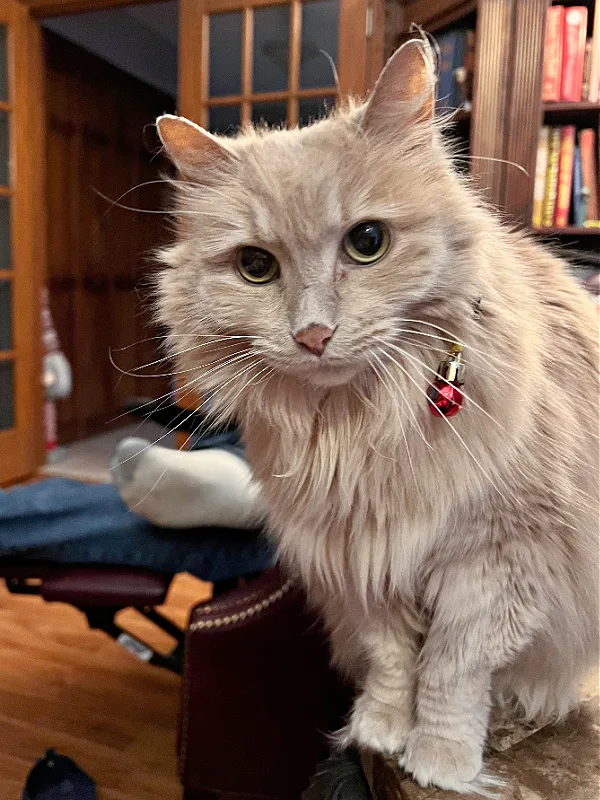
[427,380,464,417]
[428,344,465,417]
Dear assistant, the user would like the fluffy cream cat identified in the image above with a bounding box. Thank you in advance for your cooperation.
[154,39,599,794]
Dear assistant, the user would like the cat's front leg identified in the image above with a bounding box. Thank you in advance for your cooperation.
[401,558,541,793]
[338,609,419,755]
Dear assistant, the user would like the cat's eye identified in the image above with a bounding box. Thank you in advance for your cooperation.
[236,246,280,284]
[342,221,390,265]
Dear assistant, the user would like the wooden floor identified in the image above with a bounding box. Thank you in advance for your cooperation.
[0,573,211,800]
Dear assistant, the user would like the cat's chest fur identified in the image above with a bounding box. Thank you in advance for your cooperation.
[242,384,455,600]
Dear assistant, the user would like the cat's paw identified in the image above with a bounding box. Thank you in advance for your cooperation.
[400,730,483,793]
[338,693,413,755]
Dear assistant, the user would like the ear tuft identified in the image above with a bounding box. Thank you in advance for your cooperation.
[363,38,436,135]
[156,114,234,177]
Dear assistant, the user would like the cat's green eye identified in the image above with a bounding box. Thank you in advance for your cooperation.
[342,221,390,265]
[236,246,280,284]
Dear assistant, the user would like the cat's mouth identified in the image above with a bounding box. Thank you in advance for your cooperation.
[288,358,363,388]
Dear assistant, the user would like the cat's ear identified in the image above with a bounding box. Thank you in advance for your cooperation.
[156,114,235,177]
[362,38,436,134]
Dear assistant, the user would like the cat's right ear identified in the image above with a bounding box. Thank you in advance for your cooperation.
[362,38,436,135]
[156,115,235,177]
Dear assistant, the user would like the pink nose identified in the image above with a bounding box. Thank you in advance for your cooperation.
[294,325,334,357]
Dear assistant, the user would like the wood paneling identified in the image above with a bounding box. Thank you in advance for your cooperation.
[469,0,514,210]
[365,0,386,90]
[502,0,550,224]
[178,0,206,124]
[338,0,370,96]
[288,0,301,124]
[44,33,174,444]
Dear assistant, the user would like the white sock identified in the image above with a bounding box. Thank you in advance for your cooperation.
[111,438,265,529]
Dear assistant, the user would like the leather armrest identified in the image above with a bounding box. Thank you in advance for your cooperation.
[179,567,350,799]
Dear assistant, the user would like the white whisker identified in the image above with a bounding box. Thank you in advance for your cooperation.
[377,347,498,488]
[369,356,422,499]
[371,350,433,451]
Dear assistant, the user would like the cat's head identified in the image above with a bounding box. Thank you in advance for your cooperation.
[156,39,478,410]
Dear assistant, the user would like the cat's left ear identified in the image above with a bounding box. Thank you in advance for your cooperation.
[156,114,235,177]
[362,38,436,135]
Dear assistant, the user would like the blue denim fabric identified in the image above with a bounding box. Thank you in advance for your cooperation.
[0,478,274,582]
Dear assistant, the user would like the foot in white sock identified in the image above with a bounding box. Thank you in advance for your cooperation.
[111,438,265,529]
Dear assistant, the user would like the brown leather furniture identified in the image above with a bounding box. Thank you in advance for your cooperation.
[179,566,350,800]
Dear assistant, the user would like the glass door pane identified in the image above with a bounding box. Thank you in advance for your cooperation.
[253,5,290,93]
[0,359,14,430]
[209,12,243,97]
[299,0,339,89]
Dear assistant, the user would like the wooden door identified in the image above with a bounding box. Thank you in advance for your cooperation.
[44,32,174,444]
[179,0,383,130]
[0,2,44,484]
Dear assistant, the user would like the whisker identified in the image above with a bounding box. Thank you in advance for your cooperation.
[182,360,266,440]
[394,320,508,364]
[110,333,210,353]
[95,179,175,221]
[126,364,273,510]
[378,337,506,434]
[114,339,240,375]
[377,347,498,488]
[369,357,422,499]
[109,345,255,379]
[113,355,261,466]
[370,350,433,451]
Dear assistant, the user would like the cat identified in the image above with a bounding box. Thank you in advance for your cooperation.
[154,38,599,795]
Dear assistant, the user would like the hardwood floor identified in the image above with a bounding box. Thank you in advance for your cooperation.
[0,573,211,800]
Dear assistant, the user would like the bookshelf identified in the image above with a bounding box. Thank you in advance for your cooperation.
[400,0,600,249]
[531,225,600,234]
[534,1,599,239]
[543,101,600,112]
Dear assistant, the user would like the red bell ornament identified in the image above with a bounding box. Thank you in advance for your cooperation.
[427,344,465,418]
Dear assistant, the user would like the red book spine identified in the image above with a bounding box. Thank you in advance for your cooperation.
[561,6,588,102]
[554,126,576,227]
[580,128,598,220]
[542,6,565,102]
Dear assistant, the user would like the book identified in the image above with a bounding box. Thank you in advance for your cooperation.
[561,6,588,102]
[572,144,585,226]
[555,126,576,227]
[542,5,565,102]
[588,0,600,103]
[579,128,598,221]
[532,126,550,227]
[436,29,468,112]
[582,39,593,101]
[542,127,562,227]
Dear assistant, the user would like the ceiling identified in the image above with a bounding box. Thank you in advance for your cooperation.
[42,1,178,98]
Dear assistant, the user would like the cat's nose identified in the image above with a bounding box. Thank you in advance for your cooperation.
[294,324,335,357]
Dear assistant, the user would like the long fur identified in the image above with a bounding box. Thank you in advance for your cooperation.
[154,40,599,794]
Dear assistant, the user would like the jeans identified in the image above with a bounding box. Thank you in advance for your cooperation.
[0,477,274,583]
